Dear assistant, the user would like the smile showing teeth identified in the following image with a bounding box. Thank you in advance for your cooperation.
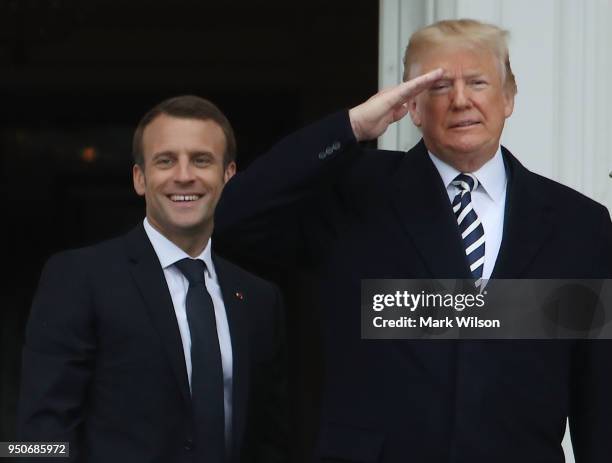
[169,194,201,202]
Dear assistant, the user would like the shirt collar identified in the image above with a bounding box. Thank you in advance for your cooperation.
[427,147,507,203]
[143,218,215,278]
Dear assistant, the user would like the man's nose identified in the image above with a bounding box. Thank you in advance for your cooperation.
[450,83,472,109]
[175,158,195,182]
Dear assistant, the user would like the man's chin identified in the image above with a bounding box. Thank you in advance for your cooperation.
[170,219,212,234]
[430,141,497,171]
[152,212,213,236]
[444,136,498,156]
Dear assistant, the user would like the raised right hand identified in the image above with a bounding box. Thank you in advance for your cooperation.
[348,68,443,142]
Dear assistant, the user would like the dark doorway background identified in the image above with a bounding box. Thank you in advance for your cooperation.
[0,0,378,461]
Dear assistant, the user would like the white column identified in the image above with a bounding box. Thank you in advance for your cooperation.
[379,0,428,151]
[553,0,612,208]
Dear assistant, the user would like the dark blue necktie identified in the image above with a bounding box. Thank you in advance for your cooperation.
[451,173,486,288]
[174,258,225,463]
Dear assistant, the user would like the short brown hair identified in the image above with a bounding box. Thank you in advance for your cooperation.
[132,95,237,167]
[403,19,517,96]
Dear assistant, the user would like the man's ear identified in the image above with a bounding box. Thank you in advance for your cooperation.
[224,161,236,183]
[503,91,515,118]
[408,98,422,127]
[133,164,146,196]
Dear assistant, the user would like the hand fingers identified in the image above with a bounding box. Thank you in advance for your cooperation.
[386,68,444,106]
[392,102,411,122]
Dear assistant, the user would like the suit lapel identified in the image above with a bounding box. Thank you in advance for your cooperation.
[213,253,250,461]
[123,224,191,406]
[491,149,554,277]
[391,142,472,279]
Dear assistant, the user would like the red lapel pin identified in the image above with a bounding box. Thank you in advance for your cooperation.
[234,291,244,301]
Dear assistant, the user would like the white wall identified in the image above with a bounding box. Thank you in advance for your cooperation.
[379,0,612,212]
[379,1,612,461]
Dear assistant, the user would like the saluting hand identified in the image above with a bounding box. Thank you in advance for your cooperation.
[348,68,443,142]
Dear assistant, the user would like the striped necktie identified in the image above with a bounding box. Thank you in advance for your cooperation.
[451,173,485,288]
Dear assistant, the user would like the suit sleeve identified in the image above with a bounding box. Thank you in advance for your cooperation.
[569,207,612,463]
[248,285,289,463]
[17,251,96,462]
[214,110,361,269]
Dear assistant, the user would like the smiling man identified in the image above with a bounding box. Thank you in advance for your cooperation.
[18,96,288,463]
[214,20,612,462]
[132,107,236,255]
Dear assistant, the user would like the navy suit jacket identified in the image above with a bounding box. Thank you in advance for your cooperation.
[214,111,612,463]
[18,224,288,463]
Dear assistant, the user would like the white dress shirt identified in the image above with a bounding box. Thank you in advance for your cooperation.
[143,218,233,442]
[428,149,507,280]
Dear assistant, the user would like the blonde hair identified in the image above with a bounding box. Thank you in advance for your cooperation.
[403,19,517,96]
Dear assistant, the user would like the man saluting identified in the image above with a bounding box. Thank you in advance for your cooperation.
[215,19,612,463]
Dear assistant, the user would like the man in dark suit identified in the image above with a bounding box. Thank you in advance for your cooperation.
[18,96,287,463]
[214,20,612,462]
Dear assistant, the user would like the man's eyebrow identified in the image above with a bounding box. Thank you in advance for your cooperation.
[151,150,216,158]
[152,150,176,159]
[188,150,215,157]
[463,71,485,78]
[436,71,485,80]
